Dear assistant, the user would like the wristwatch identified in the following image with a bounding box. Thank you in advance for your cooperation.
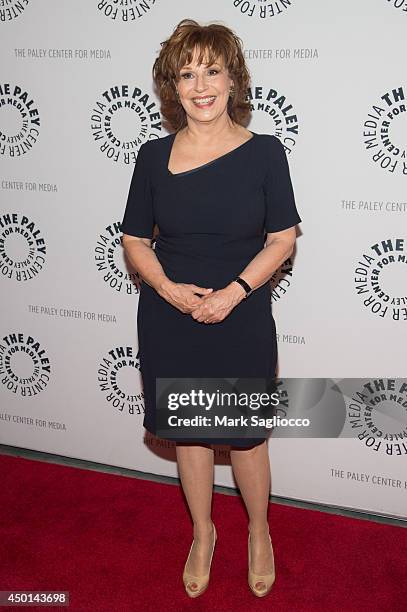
[233,276,253,298]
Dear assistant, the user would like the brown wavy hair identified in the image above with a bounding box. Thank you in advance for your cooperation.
[152,19,251,132]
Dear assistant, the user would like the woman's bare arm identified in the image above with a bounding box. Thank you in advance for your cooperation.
[122,234,170,292]
[228,226,297,295]
[121,234,214,310]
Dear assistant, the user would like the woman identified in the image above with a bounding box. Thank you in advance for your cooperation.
[121,19,301,598]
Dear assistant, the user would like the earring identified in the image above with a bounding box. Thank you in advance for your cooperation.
[229,86,235,97]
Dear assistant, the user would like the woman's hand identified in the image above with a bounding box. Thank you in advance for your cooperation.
[157,280,214,314]
[190,282,247,324]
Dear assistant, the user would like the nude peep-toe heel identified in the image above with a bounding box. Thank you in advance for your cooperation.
[183,523,217,598]
[248,531,275,597]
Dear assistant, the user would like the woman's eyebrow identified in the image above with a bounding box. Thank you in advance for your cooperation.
[181,61,221,69]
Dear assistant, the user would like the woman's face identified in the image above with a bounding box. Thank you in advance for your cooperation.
[175,48,233,124]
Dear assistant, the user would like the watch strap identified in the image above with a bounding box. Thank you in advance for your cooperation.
[234,276,253,297]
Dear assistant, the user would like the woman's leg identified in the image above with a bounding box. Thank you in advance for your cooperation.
[176,443,215,590]
[230,440,274,589]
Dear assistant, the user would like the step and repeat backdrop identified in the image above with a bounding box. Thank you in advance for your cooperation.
[1,1,406,520]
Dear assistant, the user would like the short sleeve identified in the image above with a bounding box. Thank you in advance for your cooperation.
[120,143,155,238]
[263,135,302,233]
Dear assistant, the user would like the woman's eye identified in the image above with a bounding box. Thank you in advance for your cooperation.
[180,69,219,79]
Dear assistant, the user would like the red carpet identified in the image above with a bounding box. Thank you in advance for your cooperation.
[0,453,405,611]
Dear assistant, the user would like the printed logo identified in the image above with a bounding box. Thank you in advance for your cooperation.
[247,84,299,148]
[345,378,407,456]
[272,377,407,455]
[0,83,41,157]
[0,0,29,22]
[0,332,51,396]
[97,345,144,415]
[232,0,294,20]
[270,258,297,302]
[205,376,407,453]
[363,86,406,175]
[354,238,407,321]
[96,0,158,22]
[0,213,46,281]
[90,84,161,164]
[95,220,141,293]
[386,0,407,12]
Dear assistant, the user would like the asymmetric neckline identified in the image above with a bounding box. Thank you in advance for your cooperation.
[167,131,257,177]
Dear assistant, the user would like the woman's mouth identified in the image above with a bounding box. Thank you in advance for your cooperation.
[192,96,216,108]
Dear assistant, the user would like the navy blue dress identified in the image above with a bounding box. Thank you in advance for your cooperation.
[121,131,302,448]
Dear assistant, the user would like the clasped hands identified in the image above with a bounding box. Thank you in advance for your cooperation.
[158,280,247,324]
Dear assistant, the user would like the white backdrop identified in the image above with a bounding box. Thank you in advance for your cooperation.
[1,0,406,520]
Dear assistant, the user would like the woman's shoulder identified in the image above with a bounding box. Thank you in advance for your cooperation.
[141,133,172,152]
[138,134,172,167]
[254,132,289,162]
[255,132,284,149]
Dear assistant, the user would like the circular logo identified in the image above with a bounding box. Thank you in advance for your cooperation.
[346,378,407,456]
[248,84,299,150]
[0,332,51,395]
[0,83,41,158]
[96,0,158,22]
[90,84,161,164]
[354,237,407,321]
[363,85,406,175]
[232,0,294,20]
[94,220,144,293]
[0,213,46,281]
[1,0,30,21]
[97,345,144,416]
[387,0,407,12]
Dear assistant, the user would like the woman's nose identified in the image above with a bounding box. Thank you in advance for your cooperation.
[194,73,208,91]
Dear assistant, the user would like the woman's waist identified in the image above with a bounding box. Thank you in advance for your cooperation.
[152,235,265,288]
[154,234,264,262]
[155,254,250,288]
